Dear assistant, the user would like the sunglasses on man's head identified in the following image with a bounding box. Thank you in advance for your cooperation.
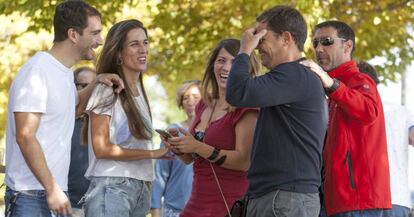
[313,37,347,48]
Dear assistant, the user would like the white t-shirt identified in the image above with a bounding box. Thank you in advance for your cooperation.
[5,51,76,191]
[383,101,414,208]
[85,84,154,181]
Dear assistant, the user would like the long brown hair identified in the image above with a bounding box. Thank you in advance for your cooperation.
[82,19,153,143]
[201,38,261,106]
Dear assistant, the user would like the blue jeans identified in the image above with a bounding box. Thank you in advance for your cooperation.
[84,177,150,217]
[391,205,409,217]
[247,189,320,217]
[331,208,393,217]
[163,206,181,217]
[5,186,69,217]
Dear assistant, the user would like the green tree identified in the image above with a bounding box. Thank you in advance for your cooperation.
[150,0,414,86]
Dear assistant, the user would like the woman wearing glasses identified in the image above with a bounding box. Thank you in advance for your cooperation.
[165,39,260,217]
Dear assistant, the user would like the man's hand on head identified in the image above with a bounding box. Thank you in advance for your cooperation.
[239,28,267,56]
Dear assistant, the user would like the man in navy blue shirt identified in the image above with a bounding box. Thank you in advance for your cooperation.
[226,5,328,217]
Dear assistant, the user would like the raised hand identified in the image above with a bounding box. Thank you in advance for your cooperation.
[239,27,267,55]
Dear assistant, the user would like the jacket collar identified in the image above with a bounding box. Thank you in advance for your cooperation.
[328,61,359,81]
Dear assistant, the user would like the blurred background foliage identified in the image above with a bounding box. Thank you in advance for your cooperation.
[0,0,413,142]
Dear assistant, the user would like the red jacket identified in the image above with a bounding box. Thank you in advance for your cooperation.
[323,61,391,215]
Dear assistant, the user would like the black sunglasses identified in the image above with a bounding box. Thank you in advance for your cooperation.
[313,37,347,48]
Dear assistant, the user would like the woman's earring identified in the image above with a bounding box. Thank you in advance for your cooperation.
[117,58,123,65]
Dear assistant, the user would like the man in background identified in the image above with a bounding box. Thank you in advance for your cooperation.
[68,66,96,217]
[358,61,414,217]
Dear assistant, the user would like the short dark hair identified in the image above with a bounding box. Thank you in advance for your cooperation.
[357,61,380,85]
[315,20,356,55]
[256,5,307,51]
[53,0,101,42]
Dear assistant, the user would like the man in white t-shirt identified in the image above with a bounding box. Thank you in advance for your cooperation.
[358,61,414,217]
[4,1,123,217]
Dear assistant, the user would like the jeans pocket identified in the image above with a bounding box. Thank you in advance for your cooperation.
[272,190,291,217]
[303,194,320,217]
[109,177,130,187]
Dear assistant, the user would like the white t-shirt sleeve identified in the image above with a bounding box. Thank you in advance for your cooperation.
[11,66,48,113]
[86,83,115,116]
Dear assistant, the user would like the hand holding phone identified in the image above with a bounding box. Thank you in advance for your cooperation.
[155,129,172,139]
[156,129,182,157]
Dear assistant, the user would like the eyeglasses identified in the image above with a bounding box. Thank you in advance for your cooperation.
[76,82,89,89]
[313,37,347,48]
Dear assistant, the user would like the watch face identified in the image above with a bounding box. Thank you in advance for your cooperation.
[325,79,339,94]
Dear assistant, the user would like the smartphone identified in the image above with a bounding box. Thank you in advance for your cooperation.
[155,129,172,139]
[155,129,176,157]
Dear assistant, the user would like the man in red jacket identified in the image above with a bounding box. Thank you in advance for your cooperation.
[301,21,392,217]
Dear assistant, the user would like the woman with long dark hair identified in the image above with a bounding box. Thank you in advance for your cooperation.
[166,39,260,217]
[82,19,169,217]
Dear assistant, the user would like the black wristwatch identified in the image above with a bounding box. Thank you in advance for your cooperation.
[325,78,339,94]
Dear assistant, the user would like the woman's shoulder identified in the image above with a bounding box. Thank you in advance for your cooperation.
[195,100,207,114]
[94,83,115,96]
[86,83,116,114]
[229,107,259,124]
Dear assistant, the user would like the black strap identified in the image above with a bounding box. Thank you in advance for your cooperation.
[207,147,220,161]
[214,155,227,166]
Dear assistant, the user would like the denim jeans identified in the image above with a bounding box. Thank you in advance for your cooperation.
[163,206,181,217]
[71,208,85,217]
[390,205,409,217]
[83,177,150,217]
[247,189,320,217]
[5,186,69,217]
[331,208,393,217]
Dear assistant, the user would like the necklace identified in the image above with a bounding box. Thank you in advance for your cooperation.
[206,100,218,128]
[194,100,217,143]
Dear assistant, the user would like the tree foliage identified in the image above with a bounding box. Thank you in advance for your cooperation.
[149,0,414,87]
[0,0,413,139]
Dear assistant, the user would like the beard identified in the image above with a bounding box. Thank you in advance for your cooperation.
[80,47,95,61]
